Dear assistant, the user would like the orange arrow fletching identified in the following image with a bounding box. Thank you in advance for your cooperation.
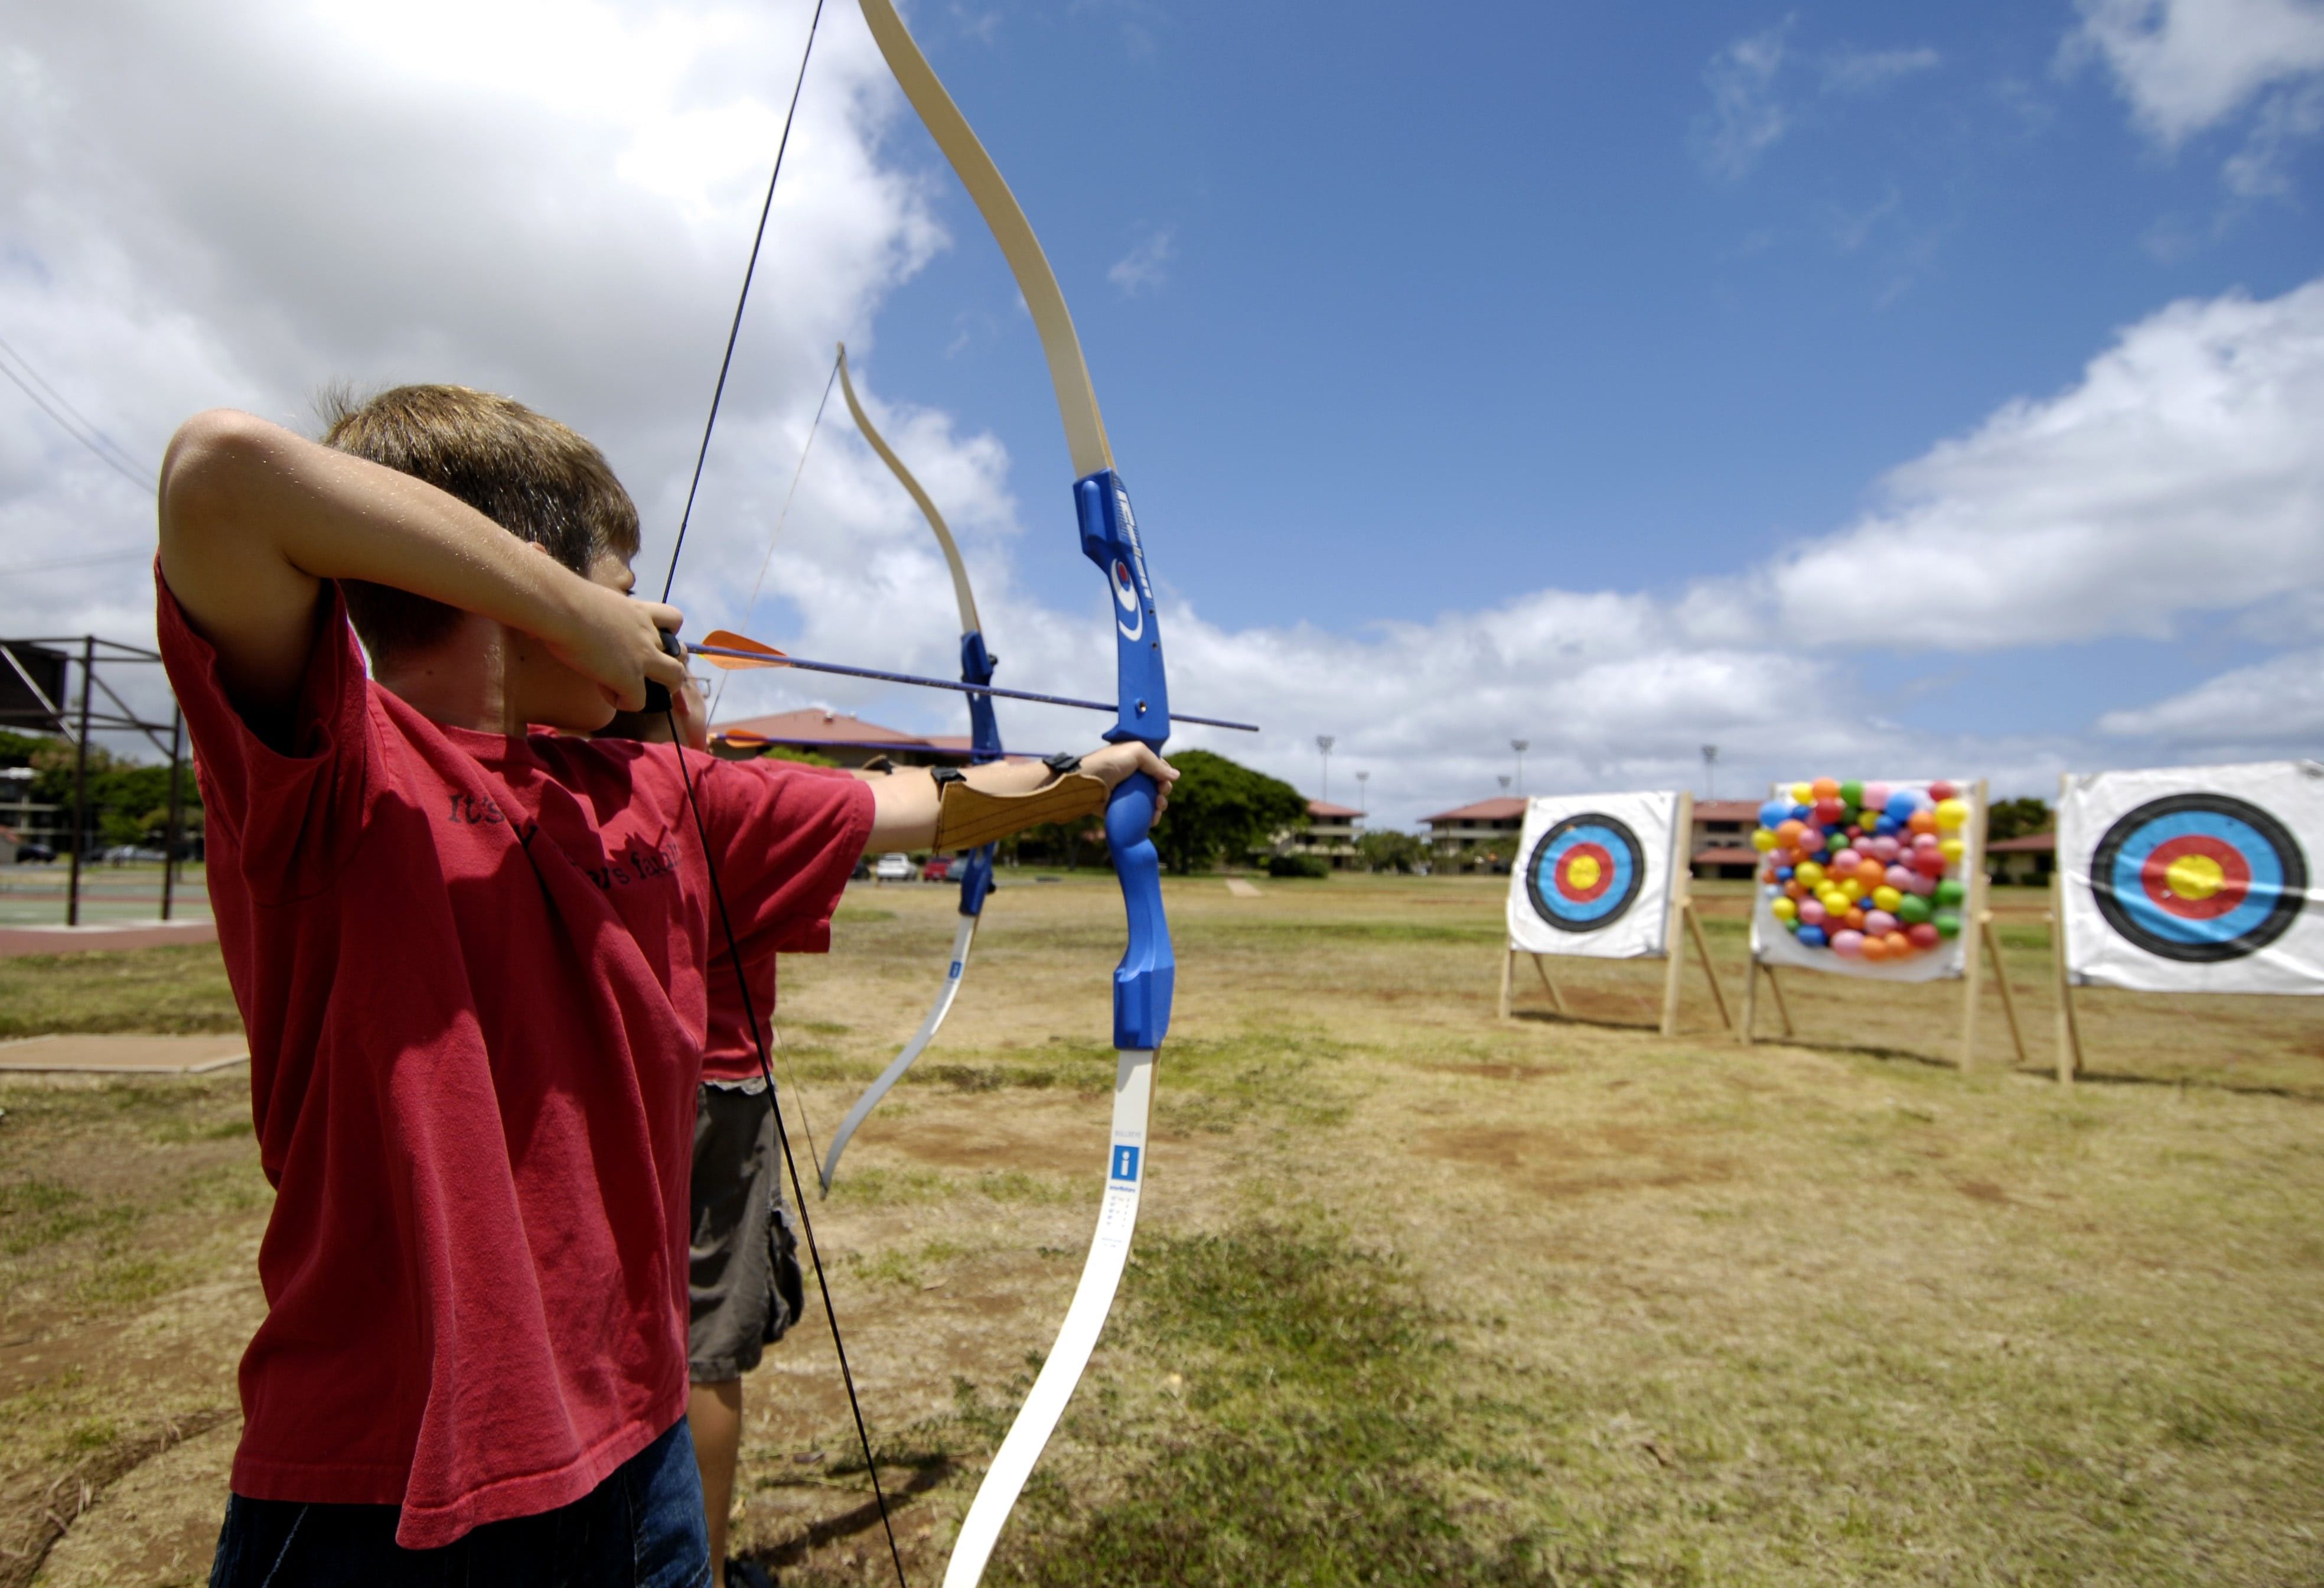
[699,629,790,670]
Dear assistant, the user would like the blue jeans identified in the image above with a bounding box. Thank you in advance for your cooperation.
[207,1418,710,1588]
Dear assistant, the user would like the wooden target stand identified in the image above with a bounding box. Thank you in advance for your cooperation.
[1736,779,2029,1070]
[1497,793,1735,1037]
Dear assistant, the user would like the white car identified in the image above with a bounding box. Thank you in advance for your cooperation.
[872,852,915,883]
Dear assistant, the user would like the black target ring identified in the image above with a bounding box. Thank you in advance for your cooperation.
[2090,792,2307,964]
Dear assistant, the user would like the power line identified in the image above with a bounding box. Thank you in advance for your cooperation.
[0,335,154,493]
[2,546,151,577]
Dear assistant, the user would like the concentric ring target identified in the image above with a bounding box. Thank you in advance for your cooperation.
[1525,813,1646,933]
[2090,793,2308,963]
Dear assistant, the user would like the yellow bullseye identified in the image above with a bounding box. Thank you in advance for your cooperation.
[1566,854,1602,892]
[2163,852,2225,903]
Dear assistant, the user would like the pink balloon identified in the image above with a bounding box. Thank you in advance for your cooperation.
[1775,848,1799,867]
[1864,909,1897,936]
[1798,899,1828,926]
[1831,847,1862,870]
[1869,837,1901,862]
[1831,929,1866,958]
[1864,783,1891,809]
[1906,871,1937,896]
[1800,827,1827,852]
[1885,864,1916,890]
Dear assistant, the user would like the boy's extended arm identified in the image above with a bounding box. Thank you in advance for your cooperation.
[861,741,1174,852]
[156,409,683,727]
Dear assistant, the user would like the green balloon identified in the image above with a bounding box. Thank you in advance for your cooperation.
[1934,910,1961,939]
[1840,780,1863,808]
[1935,878,1964,907]
[1898,894,1934,926]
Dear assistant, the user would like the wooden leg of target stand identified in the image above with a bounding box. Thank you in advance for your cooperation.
[2051,862,2083,1085]
[1532,953,1568,1016]
[1739,958,1758,1045]
[1764,964,1795,1039]
[1982,912,2027,1069]
[1684,903,1733,1033]
[1498,948,1515,1021]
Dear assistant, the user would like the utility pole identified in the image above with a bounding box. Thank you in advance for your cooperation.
[162,707,185,922]
[1511,738,1529,796]
[1354,770,1368,816]
[1701,743,1719,799]
[1315,735,1335,804]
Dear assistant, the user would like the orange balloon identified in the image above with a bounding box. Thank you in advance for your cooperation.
[1907,809,1937,836]
[1886,930,1912,955]
[1854,859,1885,889]
[1861,935,1889,962]
[1777,819,1805,847]
[1844,907,1866,929]
[1785,880,1806,900]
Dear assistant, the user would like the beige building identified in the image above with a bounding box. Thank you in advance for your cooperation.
[1277,799,1363,868]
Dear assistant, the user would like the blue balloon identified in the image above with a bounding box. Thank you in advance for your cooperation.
[1875,815,1899,836]
[1775,865,1794,880]
[1758,798,1789,828]
[1884,789,1919,818]
[1792,804,1813,821]
[1797,925,1827,948]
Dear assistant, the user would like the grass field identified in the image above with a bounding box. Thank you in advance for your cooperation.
[4,871,2322,1586]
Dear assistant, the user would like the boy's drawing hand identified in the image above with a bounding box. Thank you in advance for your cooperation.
[1080,742,1178,819]
[550,580,688,713]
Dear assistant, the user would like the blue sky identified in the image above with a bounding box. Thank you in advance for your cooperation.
[2,0,2321,822]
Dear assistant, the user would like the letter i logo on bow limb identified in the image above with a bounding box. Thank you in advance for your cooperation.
[818,342,1005,1196]
[853,3,1176,1583]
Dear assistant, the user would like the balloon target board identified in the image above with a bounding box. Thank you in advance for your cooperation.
[1506,792,1681,959]
[1748,777,1983,984]
[2059,762,2323,996]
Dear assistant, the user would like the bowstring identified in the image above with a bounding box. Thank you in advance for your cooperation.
[656,2,912,1583]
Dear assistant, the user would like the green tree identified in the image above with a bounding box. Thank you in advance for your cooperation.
[1148,750,1307,876]
[1355,829,1427,874]
[1987,797,2051,843]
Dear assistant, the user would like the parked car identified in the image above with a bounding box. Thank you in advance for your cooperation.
[920,855,954,883]
[872,852,915,883]
[12,841,56,864]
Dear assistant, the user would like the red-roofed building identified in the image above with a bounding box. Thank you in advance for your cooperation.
[709,707,948,769]
[1986,830,2055,885]
[1276,798,1364,869]
[1690,798,1765,879]
[1420,796,1526,868]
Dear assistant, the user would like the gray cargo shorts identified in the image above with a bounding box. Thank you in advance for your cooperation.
[689,1082,805,1383]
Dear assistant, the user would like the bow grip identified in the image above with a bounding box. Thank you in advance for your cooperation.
[1104,771,1174,1051]
[642,628,686,715]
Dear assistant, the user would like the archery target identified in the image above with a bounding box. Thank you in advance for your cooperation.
[1747,777,1981,984]
[1506,792,1680,960]
[1526,815,1645,932]
[2061,762,2324,995]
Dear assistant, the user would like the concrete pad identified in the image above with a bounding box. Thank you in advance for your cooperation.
[0,1033,248,1074]
[0,920,219,958]
[1225,878,1263,898]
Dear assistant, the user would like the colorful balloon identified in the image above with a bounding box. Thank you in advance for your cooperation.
[1854,860,1886,889]
[1795,860,1826,888]
[1934,911,1961,939]
[1831,847,1862,870]
[1938,837,1965,864]
[1884,789,1918,819]
[1811,776,1840,800]
[1906,808,1938,836]
[1831,929,1865,957]
[1861,934,1889,962]
[1797,925,1827,949]
[1776,819,1804,848]
[1759,798,1790,829]
[1907,922,1940,949]
[1911,849,1946,878]
[1884,930,1911,956]
[1840,780,1864,808]
[1928,780,1957,801]
[1800,826,1827,852]
[1898,894,1933,926]
[1872,885,1903,913]
[1934,798,1968,832]
[1864,783,1891,810]
[1772,895,1798,922]
[1864,909,1897,936]
[1839,878,1866,903]
[1798,898,1827,926]
[1935,878,1964,907]
[1791,782,1814,805]
[1751,828,1778,852]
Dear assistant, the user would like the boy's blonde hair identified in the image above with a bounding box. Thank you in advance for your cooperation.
[321,385,641,663]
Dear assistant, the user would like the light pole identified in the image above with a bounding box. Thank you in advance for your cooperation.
[1316,735,1335,803]
[1497,775,1512,793]
[1700,743,1719,799]
[1511,738,1529,796]
[1354,770,1368,816]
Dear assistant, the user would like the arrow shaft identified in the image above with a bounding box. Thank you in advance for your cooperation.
[686,643,1257,732]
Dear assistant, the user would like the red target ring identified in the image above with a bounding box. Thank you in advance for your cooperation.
[1556,842,1615,903]
[2140,835,2249,921]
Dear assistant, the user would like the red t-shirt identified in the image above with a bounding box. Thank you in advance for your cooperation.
[158,572,872,1547]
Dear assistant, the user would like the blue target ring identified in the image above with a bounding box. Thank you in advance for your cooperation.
[2090,793,2306,963]
[1525,813,1645,934]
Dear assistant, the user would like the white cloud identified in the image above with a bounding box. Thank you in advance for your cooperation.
[1823,45,1941,95]
[1696,22,1794,178]
[2097,648,2324,754]
[1107,227,1174,297]
[1745,277,2324,651]
[2067,0,2324,143]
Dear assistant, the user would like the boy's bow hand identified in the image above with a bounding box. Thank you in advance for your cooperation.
[553,580,687,712]
[1080,743,1178,819]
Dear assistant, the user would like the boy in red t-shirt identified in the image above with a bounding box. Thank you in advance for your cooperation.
[158,386,1171,1587]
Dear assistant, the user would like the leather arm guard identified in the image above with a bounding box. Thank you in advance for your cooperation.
[931,770,1111,851]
